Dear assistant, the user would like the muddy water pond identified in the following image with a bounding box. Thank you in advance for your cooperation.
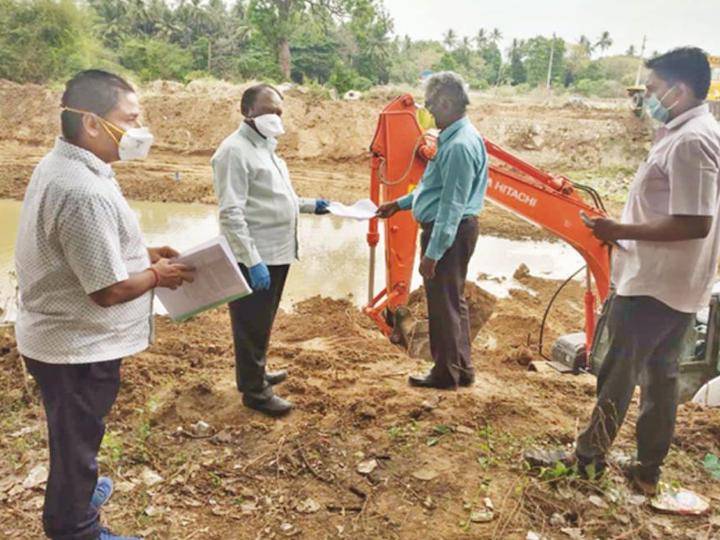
[0,198,584,321]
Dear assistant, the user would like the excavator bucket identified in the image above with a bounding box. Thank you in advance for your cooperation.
[394,283,497,362]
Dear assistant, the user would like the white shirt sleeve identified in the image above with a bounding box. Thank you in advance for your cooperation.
[668,137,719,216]
[212,146,262,267]
[57,193,129,294]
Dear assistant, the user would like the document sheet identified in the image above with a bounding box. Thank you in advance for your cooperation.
[155,236,251,322]
[327,198,378,220]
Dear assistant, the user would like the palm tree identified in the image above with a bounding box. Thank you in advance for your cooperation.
[626,44,636,57]
[474,28,487,49]
[595,31,613,56]
[578,35,592,55]
[508,38,526,85]
[489,27,502,44]
[443,28,457,51]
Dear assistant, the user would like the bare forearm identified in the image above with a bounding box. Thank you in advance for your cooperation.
[90,270,156,307]
[615,216,712,241]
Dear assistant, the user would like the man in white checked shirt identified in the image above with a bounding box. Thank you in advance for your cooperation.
[14,70,193,540]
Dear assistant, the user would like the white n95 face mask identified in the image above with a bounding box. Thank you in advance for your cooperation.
[253,114,285,139]
[61,107,154,161]
[116,126,154,161]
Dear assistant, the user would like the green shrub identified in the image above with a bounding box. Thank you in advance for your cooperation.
[0,0,107,83]
[118,37,194,82]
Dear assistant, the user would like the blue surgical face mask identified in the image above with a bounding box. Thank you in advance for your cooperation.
[645,86,679,124]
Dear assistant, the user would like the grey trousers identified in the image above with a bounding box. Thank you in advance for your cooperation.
[576,294,695,483]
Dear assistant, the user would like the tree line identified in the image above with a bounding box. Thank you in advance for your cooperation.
[0,0,643,97]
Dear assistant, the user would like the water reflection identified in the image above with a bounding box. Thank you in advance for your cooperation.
[1,198,585,321]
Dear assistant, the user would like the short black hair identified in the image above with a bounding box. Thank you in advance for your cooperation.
[60,70,135,143]
[645,47,711,100]
[240,83,283,116]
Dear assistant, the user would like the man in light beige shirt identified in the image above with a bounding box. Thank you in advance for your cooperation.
[211,84,330,417]
[571,47,720,494]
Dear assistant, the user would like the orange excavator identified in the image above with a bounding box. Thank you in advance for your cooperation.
[363,93,720,399]
[363,94,612,371]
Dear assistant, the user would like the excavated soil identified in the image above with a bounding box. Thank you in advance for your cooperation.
[2,81,716,539]
[0,79,648,241]
[1,268,718,539]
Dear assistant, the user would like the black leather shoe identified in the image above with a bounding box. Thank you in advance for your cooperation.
[265,370,288,386]
[242,395,293,417]
[408,374,457,390]
[459,376,475,387]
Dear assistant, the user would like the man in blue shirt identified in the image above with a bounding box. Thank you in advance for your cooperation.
[377,71,488,389]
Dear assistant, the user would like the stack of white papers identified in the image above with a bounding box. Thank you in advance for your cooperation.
[155,236,251,322]
[327,198,378,220]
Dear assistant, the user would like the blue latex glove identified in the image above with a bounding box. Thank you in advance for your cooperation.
[249,262,271,291]
[315,198,330,215]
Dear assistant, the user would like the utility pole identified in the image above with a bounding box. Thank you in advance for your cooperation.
[546,33,556,90]
[634,35,647,86]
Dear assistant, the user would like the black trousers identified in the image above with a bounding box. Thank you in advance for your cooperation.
[24,357,122,540]
[576,294,695,483]
[420,217,479,386]
[229,264,290,400]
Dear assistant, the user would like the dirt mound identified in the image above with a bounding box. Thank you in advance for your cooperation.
[399,282,497,361]
[406,281,497,339]
[0,79,646,245]
[0,78,647,169]
[0,78,383,163]
[0,79,648,211]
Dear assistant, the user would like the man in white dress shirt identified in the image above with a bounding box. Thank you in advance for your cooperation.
[573,48,720,495]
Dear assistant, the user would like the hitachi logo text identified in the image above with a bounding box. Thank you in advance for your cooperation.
[489,179,538,208]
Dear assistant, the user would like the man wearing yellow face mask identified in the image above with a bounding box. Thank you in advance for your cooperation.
[14,70,194,540]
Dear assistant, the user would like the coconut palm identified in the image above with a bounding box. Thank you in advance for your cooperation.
[443,28,457,50]
[578,35,592,55]
[595,31,613,56]
[474,28,487,49]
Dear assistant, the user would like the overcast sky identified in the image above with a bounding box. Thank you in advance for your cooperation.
[382,0,719,58]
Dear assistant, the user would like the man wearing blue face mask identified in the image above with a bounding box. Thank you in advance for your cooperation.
[571,48,720,495]
[212,83,331,417]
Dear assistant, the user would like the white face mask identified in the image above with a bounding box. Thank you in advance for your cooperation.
[253,114,285,139]
[62,107,154,161]
[116,126,154,161]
